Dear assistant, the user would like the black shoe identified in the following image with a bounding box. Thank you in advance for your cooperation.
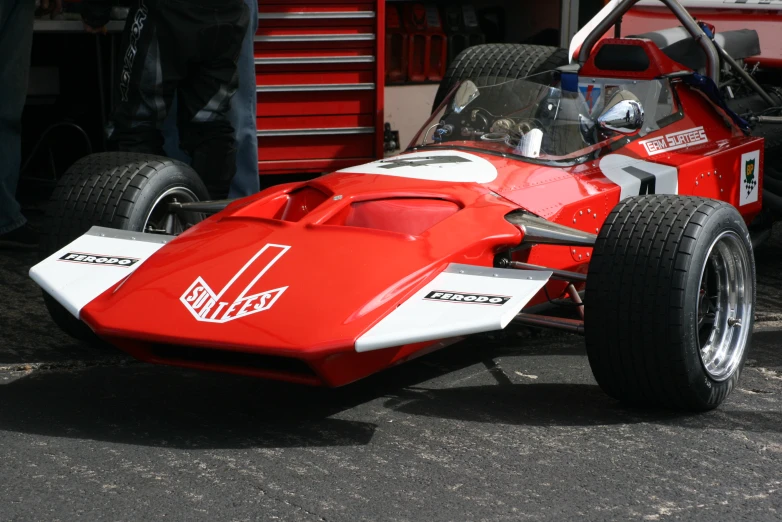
[0,222,40,251]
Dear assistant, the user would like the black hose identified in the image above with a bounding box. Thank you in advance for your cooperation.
[763,175,782,194]
[20,122,93,175]
[762,189,782,212]
[764,166,782,181]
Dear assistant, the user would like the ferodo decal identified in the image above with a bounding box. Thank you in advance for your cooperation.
[639,127,708,156]
[181,244,289,323]
[59,252,139,267]
[424,291,510,305]
[740,150,760,206]
[599,154,678,200]
[337,150,498,183]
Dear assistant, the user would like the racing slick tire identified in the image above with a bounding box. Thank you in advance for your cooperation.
[431,44,569,112]
[585,195,756,411]
[40,152,209,345]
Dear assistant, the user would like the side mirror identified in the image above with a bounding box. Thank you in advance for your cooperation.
[452,80,480,114]
[597,92,644,135]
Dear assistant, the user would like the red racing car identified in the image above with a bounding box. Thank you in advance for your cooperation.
[32,0,782,411]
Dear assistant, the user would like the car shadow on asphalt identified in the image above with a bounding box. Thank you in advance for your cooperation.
[0,363,379,450]
[1,329,779,450]
[381,382,781,431]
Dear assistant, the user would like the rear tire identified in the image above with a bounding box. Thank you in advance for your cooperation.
[431,44,568,112]
[40,152,209,345]
[586,195,755,411]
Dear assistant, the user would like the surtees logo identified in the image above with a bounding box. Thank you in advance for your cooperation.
[639,127,708,156]
[424,291,510,305]
[180,244,289,323]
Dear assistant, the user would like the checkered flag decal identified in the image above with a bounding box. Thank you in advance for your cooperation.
[745,177,757,196]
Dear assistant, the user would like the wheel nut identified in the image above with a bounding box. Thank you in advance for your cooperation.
[728,317,742,327]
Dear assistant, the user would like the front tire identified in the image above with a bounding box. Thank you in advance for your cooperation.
[585,195,755,411]
[40,152,209,344]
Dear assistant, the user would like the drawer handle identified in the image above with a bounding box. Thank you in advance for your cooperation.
[258,11,376,20]
[257,83,375,92]
[258,127,375,137]
[255,56,375,65]
[255,33,376,43]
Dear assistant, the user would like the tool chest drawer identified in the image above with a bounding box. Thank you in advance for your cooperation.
[259,134,375,162]
[255,50,376,71]
[258,71,375,86]
[255,0,384,176]
[258,89,375,118]
[258,4,376,30]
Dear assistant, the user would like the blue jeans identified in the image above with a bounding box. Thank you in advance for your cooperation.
[0,0,34,234]
[163,0,259,199]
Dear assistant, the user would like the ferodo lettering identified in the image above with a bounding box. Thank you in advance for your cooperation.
[424,291,510,305]
[59,252,139,267]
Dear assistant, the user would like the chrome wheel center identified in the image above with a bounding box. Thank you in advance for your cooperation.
[143,187,200,235]
[696,231,752,382]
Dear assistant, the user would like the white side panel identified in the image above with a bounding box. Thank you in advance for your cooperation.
[355,264,551,352]
[29,227,172,318]
[599,154,678,201]
[336,151,498,183]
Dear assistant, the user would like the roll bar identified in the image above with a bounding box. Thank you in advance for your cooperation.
[576,0,720,85]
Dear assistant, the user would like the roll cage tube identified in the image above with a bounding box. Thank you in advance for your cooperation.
[576,0,720,85]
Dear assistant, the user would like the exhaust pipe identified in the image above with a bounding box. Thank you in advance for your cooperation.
[505,210,597,247]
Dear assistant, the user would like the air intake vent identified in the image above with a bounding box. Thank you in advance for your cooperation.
[149,344,319,382]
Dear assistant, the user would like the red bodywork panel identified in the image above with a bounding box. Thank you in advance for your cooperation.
[580,38,691,79]
[79,34,765,387]
[623,6,782,67]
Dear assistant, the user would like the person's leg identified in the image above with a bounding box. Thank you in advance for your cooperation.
[0,0,34,237]
[176,0,249,199]
[160,0,256,199]
[108,0,177,155]
[161,95,191,163]
[227,0,259,199]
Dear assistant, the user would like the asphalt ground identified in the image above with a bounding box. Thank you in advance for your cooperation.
[1,220,781,521]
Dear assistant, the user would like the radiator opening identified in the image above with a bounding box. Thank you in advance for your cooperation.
[149,344,318,378]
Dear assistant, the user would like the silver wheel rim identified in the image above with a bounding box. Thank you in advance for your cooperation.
[696,230,752,382]
[143,187,199,235]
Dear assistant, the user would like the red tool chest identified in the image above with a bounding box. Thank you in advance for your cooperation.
[256,0,385,176]
[402,3,447,83]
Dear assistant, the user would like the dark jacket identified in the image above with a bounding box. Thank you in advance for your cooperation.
[82,0,241,28]
[81,0,113,29]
